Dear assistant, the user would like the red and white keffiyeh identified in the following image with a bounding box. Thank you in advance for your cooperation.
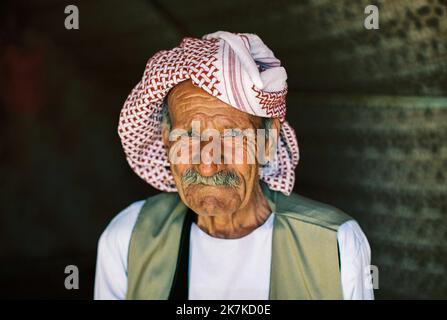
[118,31,299,195]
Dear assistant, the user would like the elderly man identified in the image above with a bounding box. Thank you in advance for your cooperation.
[94,31,373,300]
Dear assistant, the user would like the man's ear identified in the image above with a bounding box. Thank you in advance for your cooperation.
[265,118,280,163]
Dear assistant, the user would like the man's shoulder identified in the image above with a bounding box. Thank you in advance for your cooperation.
[275,191,352,231]
[101,200,145,242]
[105,192,179,232]
[98,193,174,252]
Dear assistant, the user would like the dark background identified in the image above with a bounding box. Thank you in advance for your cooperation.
[0,0,446,299]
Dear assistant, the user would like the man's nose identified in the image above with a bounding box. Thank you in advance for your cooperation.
[195,140,219,177]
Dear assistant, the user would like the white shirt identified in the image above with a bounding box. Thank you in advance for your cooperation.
[189,213,274,299]
[94,200,374,300]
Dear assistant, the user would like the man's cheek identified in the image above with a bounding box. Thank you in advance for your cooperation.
[171,164,186,180]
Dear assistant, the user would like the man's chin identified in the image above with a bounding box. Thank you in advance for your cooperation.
[184,184,242,216]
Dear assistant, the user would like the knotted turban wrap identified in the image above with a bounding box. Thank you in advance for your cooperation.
[118,31,299,195]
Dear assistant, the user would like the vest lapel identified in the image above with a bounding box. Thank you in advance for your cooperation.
[126,193,188,300]
[263,184,344,300]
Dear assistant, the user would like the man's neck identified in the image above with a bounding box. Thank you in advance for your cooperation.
[195,184,272,239]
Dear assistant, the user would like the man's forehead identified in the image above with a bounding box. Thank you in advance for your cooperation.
[167,81,257,122]
[168,81,215,106]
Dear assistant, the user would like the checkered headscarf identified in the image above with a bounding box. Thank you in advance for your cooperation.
[118,31,299,195]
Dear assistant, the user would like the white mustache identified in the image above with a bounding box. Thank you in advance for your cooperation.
[182,168,241,188]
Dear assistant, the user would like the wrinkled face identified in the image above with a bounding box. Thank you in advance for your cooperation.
[162,81,268,217]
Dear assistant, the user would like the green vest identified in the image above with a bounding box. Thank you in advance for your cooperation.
[126,183,352,300]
